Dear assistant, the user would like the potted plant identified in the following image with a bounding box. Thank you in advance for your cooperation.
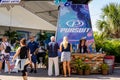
[84,63,91,75]
[75,58,84,75]
[101,63,109,75]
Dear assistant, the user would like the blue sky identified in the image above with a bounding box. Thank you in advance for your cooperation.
[88,0,120,31]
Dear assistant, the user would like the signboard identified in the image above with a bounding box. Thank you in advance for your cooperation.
[56,3,96,53]
[0,0,21,4]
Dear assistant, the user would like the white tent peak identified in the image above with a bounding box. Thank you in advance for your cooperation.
[0,5,56,31]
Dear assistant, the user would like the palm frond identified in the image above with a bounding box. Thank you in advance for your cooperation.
[97,3,120,38]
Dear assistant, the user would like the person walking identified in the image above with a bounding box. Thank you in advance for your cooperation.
[27,36,39,73]
[12,38,31,80]
[60,36,72,77]
[47,36,59,76]
[0,36,11,74]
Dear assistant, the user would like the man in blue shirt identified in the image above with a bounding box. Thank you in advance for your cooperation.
[47,36,59,76]
[27,36,39,73]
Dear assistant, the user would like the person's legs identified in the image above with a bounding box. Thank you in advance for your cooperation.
[66,52,71,76]
[29,63,33,73]
[42,53,46,65]
[30,54,37,73]
[48,58,53,76]
[6,61,10,73]
[67,61,71,76]
[0,61,2,72]
[38,53,43,67]
[22,64,29,80]
[34,63,37,73]
[36,54,40,64]
[29,56,33,73]
[53,57,59,76]
[22,71,28,80]
[23,74,27,80]
[37,54,40,64]
[0,55,4,73]
[33,55,37,73]
[63,61,67,77]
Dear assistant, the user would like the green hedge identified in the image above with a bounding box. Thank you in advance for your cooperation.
[95,39,120,62]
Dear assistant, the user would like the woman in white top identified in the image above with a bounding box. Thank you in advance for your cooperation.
[0,36,11,74]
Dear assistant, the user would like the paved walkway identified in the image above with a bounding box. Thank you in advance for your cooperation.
[0,68,120,80]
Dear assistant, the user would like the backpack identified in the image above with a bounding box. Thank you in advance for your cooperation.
[2,42,11,53]
[5,46,11,53]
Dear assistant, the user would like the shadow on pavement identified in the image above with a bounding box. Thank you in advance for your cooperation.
[0,67,120,79]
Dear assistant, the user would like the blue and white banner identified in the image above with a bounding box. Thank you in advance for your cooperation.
[56,3,96,53]
[0,0,21,4]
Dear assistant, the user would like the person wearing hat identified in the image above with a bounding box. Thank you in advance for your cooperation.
[78,38,88,53]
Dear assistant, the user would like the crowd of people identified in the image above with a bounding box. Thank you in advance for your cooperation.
[0,35,89,80]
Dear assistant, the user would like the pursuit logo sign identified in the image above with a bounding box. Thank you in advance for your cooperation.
[66,19,84,27]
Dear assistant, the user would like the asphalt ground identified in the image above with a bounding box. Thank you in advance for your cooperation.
[0,67,120,80]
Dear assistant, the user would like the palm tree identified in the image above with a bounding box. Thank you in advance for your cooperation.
[96,20,111,38]
[97,3,120,38]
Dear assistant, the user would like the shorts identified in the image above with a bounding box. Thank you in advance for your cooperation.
[61,52,71,62]
[4,55,10,61]
[31,54,37,64]
[14,59,27,70]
